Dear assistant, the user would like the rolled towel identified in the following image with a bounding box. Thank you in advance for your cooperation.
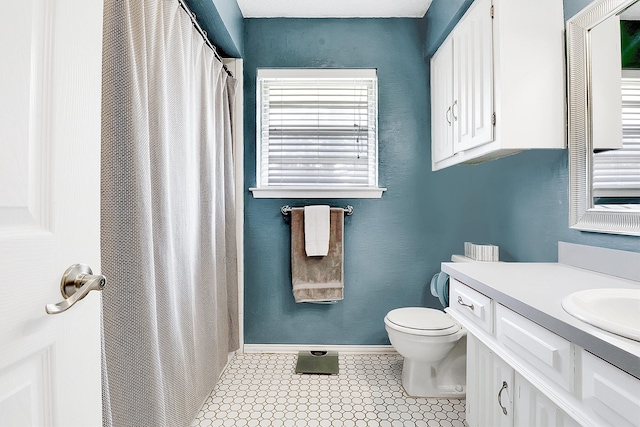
[304,205,330,256]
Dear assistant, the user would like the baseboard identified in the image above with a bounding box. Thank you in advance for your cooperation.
[242,344,397,354]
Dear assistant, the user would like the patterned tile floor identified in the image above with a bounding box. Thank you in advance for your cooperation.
[191,352,467,427]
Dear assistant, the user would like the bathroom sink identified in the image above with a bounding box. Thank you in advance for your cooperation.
[562,288,640,341]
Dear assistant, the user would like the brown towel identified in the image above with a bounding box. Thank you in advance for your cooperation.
[291,208,344,303]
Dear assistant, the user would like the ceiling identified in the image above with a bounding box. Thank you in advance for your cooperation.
[236,0,434,18]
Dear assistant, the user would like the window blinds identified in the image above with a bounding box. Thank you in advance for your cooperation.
[257,69,378,188]
[592,71,640,200]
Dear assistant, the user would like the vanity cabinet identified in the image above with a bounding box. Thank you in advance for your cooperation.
[467,333,578,427]
[447,278,629,427]
[466,326,580,427]
[430,0,566,170]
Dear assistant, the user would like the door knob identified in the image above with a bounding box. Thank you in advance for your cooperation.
[45,264,106,315]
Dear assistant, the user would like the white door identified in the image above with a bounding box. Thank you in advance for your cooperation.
[0,0,104,425]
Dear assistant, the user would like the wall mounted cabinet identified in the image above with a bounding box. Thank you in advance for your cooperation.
[430,0,565,170]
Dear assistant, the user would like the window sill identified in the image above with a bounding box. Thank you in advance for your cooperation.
[249,187,386,199]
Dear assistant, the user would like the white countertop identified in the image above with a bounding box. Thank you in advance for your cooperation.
[441,261,640,378]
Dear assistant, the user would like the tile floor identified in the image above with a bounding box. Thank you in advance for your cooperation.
[191,352,467,427]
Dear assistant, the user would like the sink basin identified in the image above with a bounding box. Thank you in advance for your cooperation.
[562,288,640,341]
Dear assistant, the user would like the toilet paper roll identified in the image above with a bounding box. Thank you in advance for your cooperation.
[436,272,450,307]
[430,273,440,298]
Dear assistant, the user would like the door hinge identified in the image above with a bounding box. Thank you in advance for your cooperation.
[492,112,496,125]
[491,5,494,18]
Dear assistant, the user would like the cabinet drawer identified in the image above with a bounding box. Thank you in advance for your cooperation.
[495,304,572,392]
[449,278,493,334]
[579,350,640,427]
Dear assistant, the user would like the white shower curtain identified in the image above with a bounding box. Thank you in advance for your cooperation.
[100,1,239,426]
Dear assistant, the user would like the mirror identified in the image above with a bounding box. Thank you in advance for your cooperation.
[567,0,640,236]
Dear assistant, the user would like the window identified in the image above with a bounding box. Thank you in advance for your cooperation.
[250,69,385,198]
[592,70,640,207]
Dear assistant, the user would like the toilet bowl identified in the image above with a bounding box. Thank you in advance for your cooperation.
[384,306,466,398]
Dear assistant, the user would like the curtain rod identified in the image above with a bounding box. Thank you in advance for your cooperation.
[177,0,233,78]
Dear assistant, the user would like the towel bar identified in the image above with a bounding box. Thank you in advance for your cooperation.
[281,205,354,217]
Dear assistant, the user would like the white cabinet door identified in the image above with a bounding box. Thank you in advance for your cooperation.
[514,373,581,427]
[580,350,640,427]
[493,353,515,427]
[431,37,455,164]
[0,0,103,425]
[466,335,482,426]
[453,0,494,153]
[466,335,514,427]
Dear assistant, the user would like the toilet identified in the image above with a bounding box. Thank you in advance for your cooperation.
[384,265,467,397]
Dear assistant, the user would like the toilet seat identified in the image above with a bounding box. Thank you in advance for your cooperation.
[384,307,461,336]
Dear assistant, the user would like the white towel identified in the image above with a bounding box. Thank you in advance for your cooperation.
[304,205,330,256]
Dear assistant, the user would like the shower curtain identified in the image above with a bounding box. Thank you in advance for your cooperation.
[100,1,238,426]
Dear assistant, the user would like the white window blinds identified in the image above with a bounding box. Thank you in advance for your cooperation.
[592,70,640,200]
[257,69,378,188]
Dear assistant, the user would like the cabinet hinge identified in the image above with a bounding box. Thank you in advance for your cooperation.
[492,112,496,126]
[490,5,494,18]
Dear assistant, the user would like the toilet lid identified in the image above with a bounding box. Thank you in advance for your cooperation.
[385,307,460,336]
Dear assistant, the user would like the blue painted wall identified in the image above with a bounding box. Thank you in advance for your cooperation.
[185,0,244,57]
[242,0,639,346]
[243,18,446,345]
[564,0,592,20]
[421,0,473,57]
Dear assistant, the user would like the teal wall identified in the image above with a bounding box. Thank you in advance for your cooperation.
[243,18,444,345]
[421,0,473,57]
[565,0,592,19]
[185,0,244,57]
[242,0,639,346]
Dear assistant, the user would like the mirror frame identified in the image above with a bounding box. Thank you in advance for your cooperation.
[567,0,640,236]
